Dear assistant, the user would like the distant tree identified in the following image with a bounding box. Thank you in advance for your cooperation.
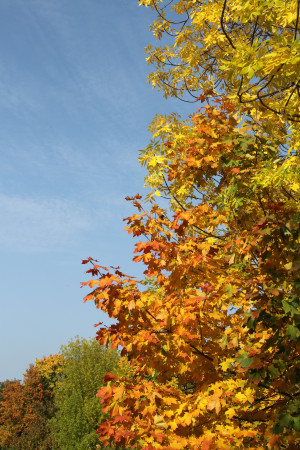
[35,353,63,391]
[0,363,58,449]
[50,337,121,450]
[0,380,18,450]
[0,380,10,403]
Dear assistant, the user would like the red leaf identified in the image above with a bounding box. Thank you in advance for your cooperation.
[103,372,119,383]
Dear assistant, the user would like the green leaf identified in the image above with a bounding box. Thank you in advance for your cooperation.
[287,325,300,341]
[279,413,293,428]
[282,301,300,316]
[293,417,300,431]
[273,422,283,434]
[225,284,233,295]
[268,365,280,377]
[240,357,253,368]
[236,352,253,368]
[282,300,291,314]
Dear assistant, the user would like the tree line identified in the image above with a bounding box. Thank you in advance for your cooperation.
[0,337,126,449]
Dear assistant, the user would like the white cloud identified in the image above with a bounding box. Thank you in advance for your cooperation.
[0,193,91,252]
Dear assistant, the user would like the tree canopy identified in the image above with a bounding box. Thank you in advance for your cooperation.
[0,340,124,449]
[83,1,300,448]
[0,355,61,450]
[50,337,121,450]
[141,0,300,127]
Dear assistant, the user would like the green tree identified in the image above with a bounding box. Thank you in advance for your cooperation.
[50,337,120,450]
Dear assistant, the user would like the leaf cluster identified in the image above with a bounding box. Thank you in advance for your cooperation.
[83,97,299,448]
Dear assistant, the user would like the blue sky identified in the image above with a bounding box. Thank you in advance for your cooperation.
[0,0,191,380]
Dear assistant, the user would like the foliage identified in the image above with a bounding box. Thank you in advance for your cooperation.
[83,95,299,448]
[0,343,123,450]
[0,381,10,404]
[35,353,64,391]
[0,357,60,450]
[0,380,19,450]
[79,0,300,448]
[140,0,300,135]
[50,336,122,450]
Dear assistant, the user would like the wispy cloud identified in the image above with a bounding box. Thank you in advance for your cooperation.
[0,193,91,252]
[0,74,40,114]
[16,0,151,118]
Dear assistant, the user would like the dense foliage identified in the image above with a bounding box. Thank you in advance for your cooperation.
[50,337,121,450]
[0,355,61,449]
[82,1,300,448]
[0,339,123,450]
[141,0,300,128]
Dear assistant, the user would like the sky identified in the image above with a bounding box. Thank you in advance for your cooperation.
[0,0,192,381]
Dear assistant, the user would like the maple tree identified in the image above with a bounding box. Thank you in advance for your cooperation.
[140,0,300,130]
[82,1,300,448]
[83,99,299,448]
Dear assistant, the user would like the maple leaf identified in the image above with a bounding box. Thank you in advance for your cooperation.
[201,436,213,450]
[103,372,119,382]
[207,396,221,414]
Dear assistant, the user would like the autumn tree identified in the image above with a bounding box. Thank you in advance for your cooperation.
[141,0,300,129]
[0,355,62,450]
[83,1,299,448]
[0,380,19,450]
[50,336,122,450]
[35,353,63,391]
[0,380,11,404]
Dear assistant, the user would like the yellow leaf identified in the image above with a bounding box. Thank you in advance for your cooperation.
[207,396,221,414]
[154,415,168,429]
[226,408,235,419]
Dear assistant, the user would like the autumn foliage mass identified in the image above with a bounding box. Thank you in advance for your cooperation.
[82,1,300,449]
[1,1,298,449]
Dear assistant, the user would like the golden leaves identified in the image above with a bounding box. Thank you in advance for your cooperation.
[82,83,300,447]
